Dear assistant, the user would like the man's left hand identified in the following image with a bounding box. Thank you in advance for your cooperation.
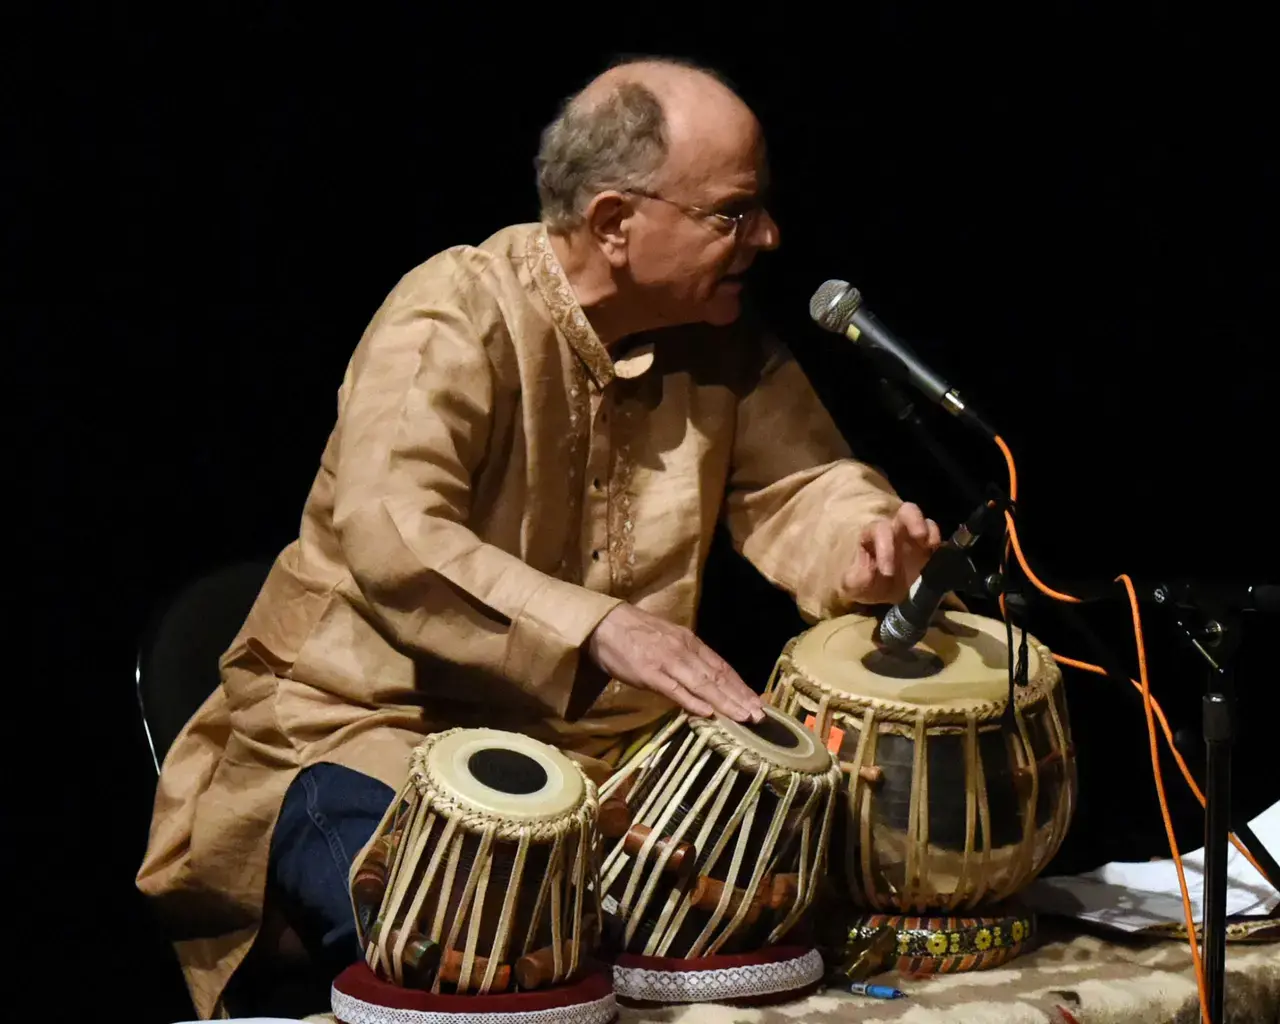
[837,502,943,607]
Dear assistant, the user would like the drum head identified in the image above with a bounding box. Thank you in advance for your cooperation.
[788,610,1046,711]
[424,728,586,821]
[709,705,833,773]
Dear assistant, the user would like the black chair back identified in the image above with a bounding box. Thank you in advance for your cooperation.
[136,559,273,773]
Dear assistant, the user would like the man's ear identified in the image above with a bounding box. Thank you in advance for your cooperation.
[583,191,635,268]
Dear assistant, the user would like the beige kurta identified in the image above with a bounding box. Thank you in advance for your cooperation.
[137,222,903,1018]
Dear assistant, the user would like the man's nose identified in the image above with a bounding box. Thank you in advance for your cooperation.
[747,207,780,251]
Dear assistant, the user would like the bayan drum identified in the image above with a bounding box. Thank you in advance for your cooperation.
[333,727,616,1024]
[596,706,841,1005]
[765,609,1076,973]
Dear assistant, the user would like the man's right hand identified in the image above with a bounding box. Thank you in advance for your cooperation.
[586,603,765,723]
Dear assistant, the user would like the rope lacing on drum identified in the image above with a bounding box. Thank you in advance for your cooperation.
[353,728,597,994]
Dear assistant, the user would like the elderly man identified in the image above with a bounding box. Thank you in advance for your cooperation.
[137,56,941,1018]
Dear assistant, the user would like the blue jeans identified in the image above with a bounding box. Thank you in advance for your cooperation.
[268,762,395,973]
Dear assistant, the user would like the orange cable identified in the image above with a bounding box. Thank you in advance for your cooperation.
[999,437,1265,865]
[1120,571,1209,1023]
[1053,654,1263,874]
[990,435,1211,1024]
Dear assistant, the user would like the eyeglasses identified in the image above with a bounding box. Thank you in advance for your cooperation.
[625,188,768,239]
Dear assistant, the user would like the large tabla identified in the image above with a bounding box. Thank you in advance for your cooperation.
[765,610,1076,970]
[334,728,616,1024]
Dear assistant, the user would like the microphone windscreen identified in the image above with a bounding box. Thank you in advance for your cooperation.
[809,280,863,333]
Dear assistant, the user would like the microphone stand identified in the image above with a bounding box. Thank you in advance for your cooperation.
[869,377,1277,1024]
[1150,587,1260,1024]
[873,377,987,511]
[1047,583,1277,1024]
[871,377,1009,602]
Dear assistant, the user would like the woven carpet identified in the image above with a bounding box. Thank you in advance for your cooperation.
[306,921,1278,1024]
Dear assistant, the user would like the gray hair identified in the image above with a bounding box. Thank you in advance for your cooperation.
[535,56,737,232]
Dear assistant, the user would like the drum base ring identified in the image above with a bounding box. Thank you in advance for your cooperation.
[611,944,824,1007]
[847,906,1038,974]
[331,961,618,1024]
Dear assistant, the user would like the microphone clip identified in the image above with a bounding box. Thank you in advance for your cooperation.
[957,487,1014,547]
[925,544,983,596]
[945,489,1016,601]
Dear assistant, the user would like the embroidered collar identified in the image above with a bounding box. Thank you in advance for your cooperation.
[525,225,655,388]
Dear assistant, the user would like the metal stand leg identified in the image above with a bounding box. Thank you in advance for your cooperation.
[1201,689,1231,1024]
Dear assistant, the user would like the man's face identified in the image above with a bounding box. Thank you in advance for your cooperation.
[621,121,780,329]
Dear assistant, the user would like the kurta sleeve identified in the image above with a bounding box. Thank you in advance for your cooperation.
[331,250,621,719]
[723,337,903,622]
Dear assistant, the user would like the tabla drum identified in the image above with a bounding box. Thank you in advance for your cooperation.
[765,610,1076,972]
[595,706,840,1006]
[333,727,617,1024]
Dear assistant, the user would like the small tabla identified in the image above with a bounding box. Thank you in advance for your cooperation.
[336,727,616,1024]
[594,707,840,1006]
[765,609,1075,965]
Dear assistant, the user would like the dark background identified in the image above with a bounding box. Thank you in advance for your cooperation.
[11,5,1276,1020]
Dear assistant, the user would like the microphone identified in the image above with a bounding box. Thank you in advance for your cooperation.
[876,507,991,652]
[809,280,997,441]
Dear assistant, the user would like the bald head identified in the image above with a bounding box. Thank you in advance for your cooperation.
[575,59,756,136]
[582,61,760,194]
[535,57,765,231]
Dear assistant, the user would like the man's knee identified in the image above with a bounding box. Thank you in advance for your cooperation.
[269,762,395,963]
